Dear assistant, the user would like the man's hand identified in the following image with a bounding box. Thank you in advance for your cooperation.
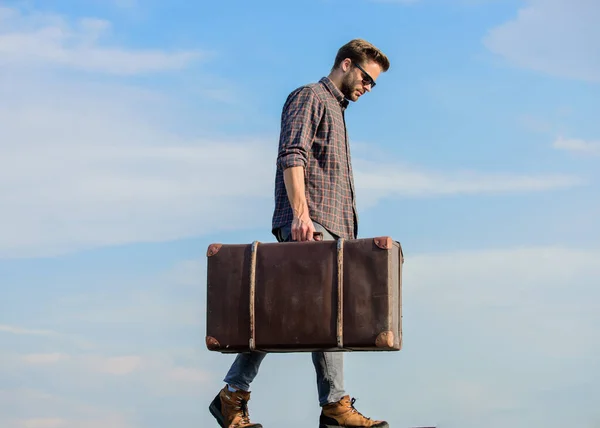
[291,211,317,242]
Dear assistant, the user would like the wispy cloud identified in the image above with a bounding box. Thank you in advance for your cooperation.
[405,245,600,356]
[0,5,588,260]
[0,6,204,74]
[0,67,585,258]
[0,389,136,428]
[353,158,584,208]
[553,136,600,156]
[483,0,600,82]
[3,244,599,427]
[359,163,582,195]
[0,69,275,258]
[20,418,66,428]
[167,367,211,383]
[9,349,213,385]
[22,353,70,365]
[94,356,142,375]
[0,325,58,337]
[365,245,600,427]
[0,324,96,352]
[9,416,133,428]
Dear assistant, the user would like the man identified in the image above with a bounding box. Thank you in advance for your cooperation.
[209,39,391,428]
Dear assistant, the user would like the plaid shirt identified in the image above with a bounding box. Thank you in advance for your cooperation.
[271,77,358,240]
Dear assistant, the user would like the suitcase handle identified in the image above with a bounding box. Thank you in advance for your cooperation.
[290,231,323,242]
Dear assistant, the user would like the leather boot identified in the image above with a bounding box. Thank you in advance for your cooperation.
[319,395,389,428]
[209,385,262,428]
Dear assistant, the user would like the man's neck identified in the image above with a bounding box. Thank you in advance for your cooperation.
[327,71,343,92]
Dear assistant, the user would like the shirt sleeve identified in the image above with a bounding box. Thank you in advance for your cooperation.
[276,86,324,170]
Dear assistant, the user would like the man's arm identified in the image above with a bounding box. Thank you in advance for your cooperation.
[283,166,315,241]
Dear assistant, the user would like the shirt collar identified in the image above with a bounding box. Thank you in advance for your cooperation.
[320,76,349,111]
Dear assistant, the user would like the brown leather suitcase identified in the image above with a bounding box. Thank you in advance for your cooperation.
[205,235,403,353]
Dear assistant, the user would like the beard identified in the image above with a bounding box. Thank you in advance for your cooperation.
[340,74,360,102]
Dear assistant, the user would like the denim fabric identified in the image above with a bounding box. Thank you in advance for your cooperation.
[223,221,345,406]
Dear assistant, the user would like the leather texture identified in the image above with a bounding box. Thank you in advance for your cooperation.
[205,236,403,353]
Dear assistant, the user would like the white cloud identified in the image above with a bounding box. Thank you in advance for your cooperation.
[483,0,600,82]
[553,136,600,155]
[3,245,600,427]
[167,367,210,383]
[0,390,136,428]
[54,289,204,328]
[354,158,583,208]
[0,325,58,336]
[0,6,586,260]
[407,246,600,298]
[9,416,133,428]
[56,416,133,428]
[404,246,600,357]
[21,419,65,428]
[14,258,208,347]
[337,245,600,427]
[10,346,212,384]
[96,356,142,375]
[23,353,70,365]
[0,324,96,351]
[0,69,584,258]
[0,72,276,259]
[0,6,203,74]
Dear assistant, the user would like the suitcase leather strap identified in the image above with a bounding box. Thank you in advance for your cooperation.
[336,238,344,348]
[249,241,259,351]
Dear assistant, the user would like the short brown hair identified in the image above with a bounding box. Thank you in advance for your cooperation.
[332,39,390,72]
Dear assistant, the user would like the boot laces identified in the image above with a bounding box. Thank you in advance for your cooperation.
[234,398,251,424]
[349,397,371,421]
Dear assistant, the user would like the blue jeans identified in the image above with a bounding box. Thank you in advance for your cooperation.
[223,221,345,406]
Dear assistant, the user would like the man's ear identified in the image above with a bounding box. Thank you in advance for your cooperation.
[341,58,352,72]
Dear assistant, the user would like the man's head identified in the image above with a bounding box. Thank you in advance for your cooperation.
[329,39,390,102]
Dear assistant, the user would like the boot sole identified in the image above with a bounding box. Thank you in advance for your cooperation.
[208,397,225,428]
[319,422,389,428]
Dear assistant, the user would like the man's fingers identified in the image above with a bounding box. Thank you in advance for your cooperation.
[307,227,316,241]
[292,227,304,241]
[302,227,309,241]
[301,226,312,241]
[290,220,317,242]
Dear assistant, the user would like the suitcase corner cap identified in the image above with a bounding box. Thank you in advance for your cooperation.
[205,336,221,350]
[207,244,223,257]
[375,331,394,348]
[373,237,393,250]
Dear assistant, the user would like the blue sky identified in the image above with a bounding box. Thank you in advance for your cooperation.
[1,0,599,427]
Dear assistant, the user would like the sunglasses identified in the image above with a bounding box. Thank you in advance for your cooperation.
[353,62,376,89]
